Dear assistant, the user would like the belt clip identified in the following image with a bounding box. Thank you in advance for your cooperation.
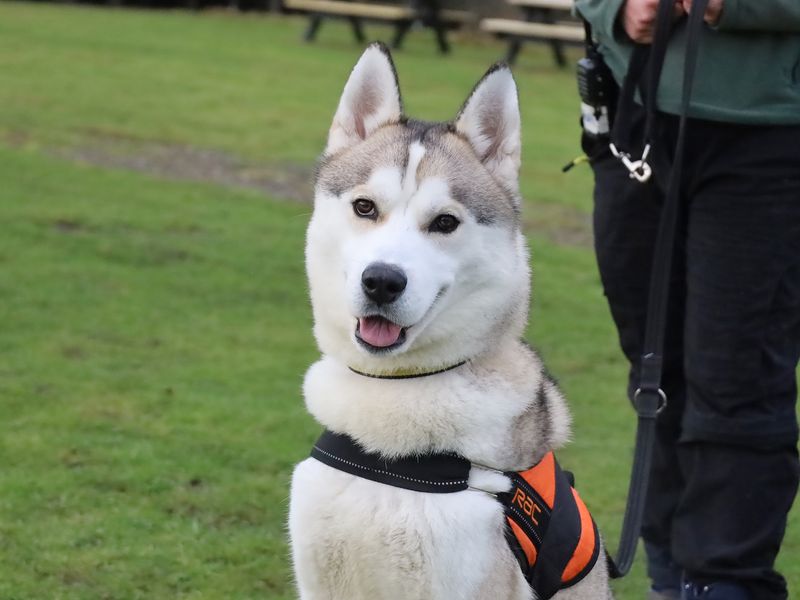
[609,142,652,183]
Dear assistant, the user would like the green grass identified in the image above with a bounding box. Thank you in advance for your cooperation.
[0,2,796,598]
[0,0,595,210]
[0,146,313,598]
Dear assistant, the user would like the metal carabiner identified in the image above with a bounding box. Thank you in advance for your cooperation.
[609,142,653,183]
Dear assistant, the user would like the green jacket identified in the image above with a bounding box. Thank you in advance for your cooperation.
[574,0,800,124]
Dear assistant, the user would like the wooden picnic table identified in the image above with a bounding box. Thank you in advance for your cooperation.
[508,0,573,10]
[481,0,583,67]
[283,0,472,54]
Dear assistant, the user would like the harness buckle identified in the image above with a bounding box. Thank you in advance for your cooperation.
[609,143,652,183]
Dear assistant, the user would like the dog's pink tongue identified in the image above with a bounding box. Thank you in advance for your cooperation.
[359,316,402,347]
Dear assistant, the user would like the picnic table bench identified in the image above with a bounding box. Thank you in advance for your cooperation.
[283,0,472,53]
[480,0,583,67]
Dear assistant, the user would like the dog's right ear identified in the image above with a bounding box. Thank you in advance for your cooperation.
[455,64,521,191]
[325,43,403,156]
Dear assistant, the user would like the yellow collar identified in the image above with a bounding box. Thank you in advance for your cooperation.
[348,361,467,380]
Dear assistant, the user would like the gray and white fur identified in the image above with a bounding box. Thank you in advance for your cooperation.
[290,42,613,600]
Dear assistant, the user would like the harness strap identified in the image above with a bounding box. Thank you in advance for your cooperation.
[529,456,583,595]
[311,430,471,493]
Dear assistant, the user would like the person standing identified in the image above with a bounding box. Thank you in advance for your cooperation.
[573,1,800,599]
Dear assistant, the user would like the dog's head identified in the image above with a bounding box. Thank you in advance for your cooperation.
[306,43,530,374]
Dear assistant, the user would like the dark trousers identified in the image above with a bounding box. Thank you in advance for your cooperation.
[585,107,800,599]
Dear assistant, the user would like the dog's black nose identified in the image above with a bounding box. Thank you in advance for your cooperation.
[361,263,407,305]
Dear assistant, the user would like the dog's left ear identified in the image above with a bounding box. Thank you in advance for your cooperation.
[325,42,403,156]
[455,64,521,189]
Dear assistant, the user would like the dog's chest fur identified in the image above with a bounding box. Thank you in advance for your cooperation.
[298,343,569,467]
[290,458,531,600]
[289,342,567,600]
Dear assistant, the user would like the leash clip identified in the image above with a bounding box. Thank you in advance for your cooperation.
[609,143,652,183]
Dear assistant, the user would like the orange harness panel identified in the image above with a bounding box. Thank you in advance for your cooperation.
[500,452,600,599]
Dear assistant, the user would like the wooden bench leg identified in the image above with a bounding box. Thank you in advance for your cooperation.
[414,0,450,54]
[392,20,413,49]
[550,40,566,67]
[304,15,324,41]
[505,39,523,65]
[348,17,366,43]
[432,22,450,54]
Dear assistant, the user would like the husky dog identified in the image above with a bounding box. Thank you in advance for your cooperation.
[289,43,613,600]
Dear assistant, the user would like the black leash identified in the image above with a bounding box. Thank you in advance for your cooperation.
[608,0,709,578]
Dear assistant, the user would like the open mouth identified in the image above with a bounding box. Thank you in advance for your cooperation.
[355,316,407,352]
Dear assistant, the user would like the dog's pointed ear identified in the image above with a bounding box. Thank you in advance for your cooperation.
[325,43,403,156]
[455,64,521,188]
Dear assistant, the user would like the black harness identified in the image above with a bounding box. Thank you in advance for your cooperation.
[311,429,599,599]
[312,429,471,493]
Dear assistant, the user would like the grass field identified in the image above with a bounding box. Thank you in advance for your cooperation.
[0,2,796,598]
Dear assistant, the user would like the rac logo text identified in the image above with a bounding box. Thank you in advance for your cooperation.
[511,488,543,525]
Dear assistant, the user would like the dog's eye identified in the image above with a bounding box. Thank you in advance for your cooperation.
[429,214,460,234]
[352,198,378,220]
